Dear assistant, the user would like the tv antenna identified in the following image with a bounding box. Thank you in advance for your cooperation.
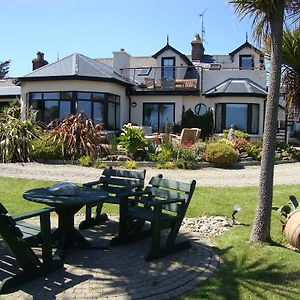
[199,9,208,42]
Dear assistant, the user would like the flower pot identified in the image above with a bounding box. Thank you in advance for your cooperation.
[284,209,300,249]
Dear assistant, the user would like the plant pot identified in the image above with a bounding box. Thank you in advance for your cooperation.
[284,209,300,249]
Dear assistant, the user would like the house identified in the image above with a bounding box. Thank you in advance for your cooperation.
[20,34,267,136]
[0,78,21,111]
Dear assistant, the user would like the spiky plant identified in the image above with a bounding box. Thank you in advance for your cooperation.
[49,113,106,160]
[0,104,42,162]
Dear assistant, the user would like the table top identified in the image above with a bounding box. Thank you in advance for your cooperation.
[23,187,109,207]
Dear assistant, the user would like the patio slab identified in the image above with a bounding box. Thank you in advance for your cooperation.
[0,215,219,300]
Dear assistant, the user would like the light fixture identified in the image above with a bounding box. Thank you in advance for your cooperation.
[232,204,241,225]
[131,101,137,107]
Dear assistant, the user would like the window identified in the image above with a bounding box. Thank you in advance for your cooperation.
[161,57,175,80]
[239,55,254,69]
[215,103,259,134]
[143,103,175,132]
[29,91,120,130]
[138,68,151,76]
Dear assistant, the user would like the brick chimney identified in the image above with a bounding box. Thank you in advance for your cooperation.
[191,33,205,61]
[32,51,48,71]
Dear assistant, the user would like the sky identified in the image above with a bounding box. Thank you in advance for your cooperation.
[1,0,255,77]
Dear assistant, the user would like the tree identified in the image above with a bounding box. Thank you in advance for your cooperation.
[230,0,296,243]
[0,60,11,78]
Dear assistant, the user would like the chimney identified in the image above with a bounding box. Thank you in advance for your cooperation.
[191,33,205,61]
[32,51,48,71]
[113,48,131,78]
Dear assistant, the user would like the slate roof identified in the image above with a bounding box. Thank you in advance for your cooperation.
[0,79,21,96]
[204,78,267,97]
[22,53,130,84]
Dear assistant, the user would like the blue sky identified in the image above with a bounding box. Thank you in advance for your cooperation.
[2,0,254,77]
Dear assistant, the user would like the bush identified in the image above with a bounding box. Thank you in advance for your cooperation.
[205,142,238,167]
[118,124,148,159]
[245,140,263,161]
[223,129,249,139]
[31,136,63,160]
[79,155,93,167]
[156,161,176,169]
[0,105,42,163]
[123,160,137,169]
[49,113,106,160]
[175,146,199,169]
[234,138,249,154]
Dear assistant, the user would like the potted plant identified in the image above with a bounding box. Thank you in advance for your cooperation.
[277,195,300,249]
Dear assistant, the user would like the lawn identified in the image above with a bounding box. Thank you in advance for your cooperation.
[0,177,299,299]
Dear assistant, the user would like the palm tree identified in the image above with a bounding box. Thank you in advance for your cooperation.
[230,0,291,243]
[0,60,10,78]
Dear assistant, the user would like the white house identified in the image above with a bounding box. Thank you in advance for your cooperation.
[20,34,267,136]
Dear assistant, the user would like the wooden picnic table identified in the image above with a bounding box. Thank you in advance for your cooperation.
[23,187,108,259]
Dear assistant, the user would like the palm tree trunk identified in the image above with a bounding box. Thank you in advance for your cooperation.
[250,0,285,243]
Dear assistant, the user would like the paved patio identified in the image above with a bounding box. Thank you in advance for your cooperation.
[0,215,219,300]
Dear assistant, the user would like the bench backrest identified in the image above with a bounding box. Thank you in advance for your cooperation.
[99,167,146,195]
[143,175,196,216]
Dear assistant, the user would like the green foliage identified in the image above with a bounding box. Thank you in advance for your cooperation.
[205,142,238,167]
[118,123,148,159]
[245,140,263,161]
[92,159,106,169]
[49,113,106,160]
[0,105,42,162]
[123,160,137,169]
[223,129,249,139]
[181,107,214,139]
[0,60,11,78]
[31,135,63,160]
[156,161,176,169]
[108,135,119,155]
[175,146,199,169]
[79,155,93,167]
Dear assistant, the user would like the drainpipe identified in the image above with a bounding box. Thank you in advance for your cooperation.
[128,95,132,123]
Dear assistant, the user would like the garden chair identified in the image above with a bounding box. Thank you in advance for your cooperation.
[169,128,201,146]
[79,166,146,229]
[111,175,196,261]
[0,203,63,294]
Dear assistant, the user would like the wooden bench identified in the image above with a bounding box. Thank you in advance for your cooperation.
[0,203,63,294]
[111,175,196,261]
[79,167,146,229]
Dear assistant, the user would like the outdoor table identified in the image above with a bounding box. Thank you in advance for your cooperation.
[23,186,109,259]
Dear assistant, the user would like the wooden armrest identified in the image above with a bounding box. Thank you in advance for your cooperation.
[120,190,152,199]
[141,198,184,206]
[13,207,55,222]
[83,180,101,187]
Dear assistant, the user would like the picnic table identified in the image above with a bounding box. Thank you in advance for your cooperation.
[23,186,108,258]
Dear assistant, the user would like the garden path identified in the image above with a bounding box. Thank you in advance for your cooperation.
[1,161,300,187]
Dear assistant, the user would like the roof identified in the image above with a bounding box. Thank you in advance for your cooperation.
[152,44,193,66]
[204,78,267,97]
[0,79,21,96]
[229,41,264,57]
[21,53,130,84]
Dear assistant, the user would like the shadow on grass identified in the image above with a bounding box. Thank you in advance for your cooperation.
[189,250,300,300]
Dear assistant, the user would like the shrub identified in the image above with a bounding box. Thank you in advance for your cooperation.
[108,135,118,155]
[175,146,199,169]
[223,129,249,139]
[93,159,106,169]
[234,138,249,154]
[31,136,63,160]
[123,160,137,169]
[0,106,42,163]
[49,113,106,160]
[245,140,263,161]
[118,123,148,159]
[205,142,238,167]
[79,155,93,167]
[156,161,176,169]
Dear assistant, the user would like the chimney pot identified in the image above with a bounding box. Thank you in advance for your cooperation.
[32,51,48,71]
[191,33,205,61]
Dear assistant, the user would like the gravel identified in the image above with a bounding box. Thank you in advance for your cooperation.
[1,161,300,187]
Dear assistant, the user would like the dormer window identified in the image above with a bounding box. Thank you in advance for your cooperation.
[161,57,175,80]
[239,55,254,69]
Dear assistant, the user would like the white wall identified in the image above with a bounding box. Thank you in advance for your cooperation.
[21,79,129,125]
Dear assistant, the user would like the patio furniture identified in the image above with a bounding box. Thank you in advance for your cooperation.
[0,203,63,294]
[23,187,109,259]
[111,175,196,261]
[169,128,201,146]
[79,167,146,230]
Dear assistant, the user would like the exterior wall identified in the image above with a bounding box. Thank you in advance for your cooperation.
[130,95,183,126]
[202,69,266,92]
[21,79,129,125]
[155,50,189,81]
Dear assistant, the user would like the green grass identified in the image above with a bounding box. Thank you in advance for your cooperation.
[0,177,299,299]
